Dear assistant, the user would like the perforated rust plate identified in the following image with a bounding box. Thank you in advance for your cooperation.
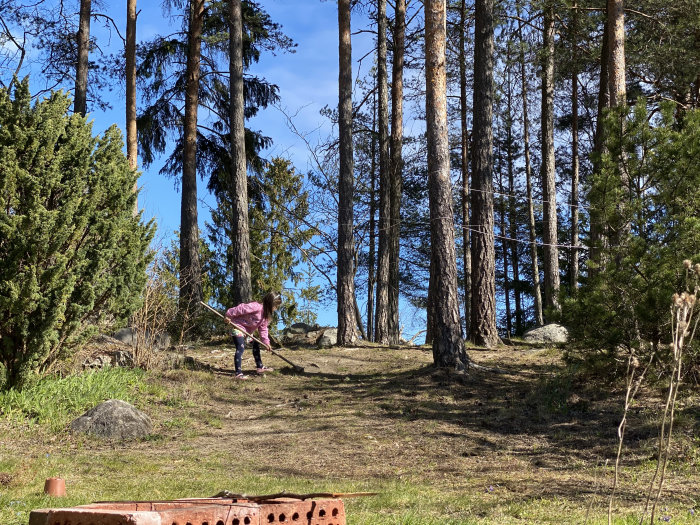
[29,497,346,525]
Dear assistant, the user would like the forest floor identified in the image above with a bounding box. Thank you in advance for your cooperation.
[1,339,699,524]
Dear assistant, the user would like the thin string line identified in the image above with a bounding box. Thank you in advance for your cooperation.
[468,186,592,210]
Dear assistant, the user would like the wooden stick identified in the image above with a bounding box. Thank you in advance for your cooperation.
[200,301,306,372]
[211,490,378,501]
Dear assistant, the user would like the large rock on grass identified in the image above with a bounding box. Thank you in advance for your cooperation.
[523,323,569,344]
[71,400,152,439]
[317,328,338,348]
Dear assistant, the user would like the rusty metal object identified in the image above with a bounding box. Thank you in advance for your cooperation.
[29,496,347,525]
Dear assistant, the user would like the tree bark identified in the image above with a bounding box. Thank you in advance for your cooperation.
[570,2,580,294]
[388,0,405,345]
[337,0,356,345]
[180,0,205,315]
[505,61,522,334]
[74,0,91,116]
[374,0,390,344]
[590,17,610,272]
[126,0,138,216]
[425,249,435,345]
[499,173,512,338]
[607,0,630,246]
[459,0,471,339]
[517,13,543,326]
[470,0,499,348]
[353,292,367,340]
[607,0,626,108]
[367,86,377,342]
[229,0,252,305]
[540,3,561,314]
[425,0,468,368]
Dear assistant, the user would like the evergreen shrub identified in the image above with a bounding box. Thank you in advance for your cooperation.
[0,80,155,389]
[564,102,700,377]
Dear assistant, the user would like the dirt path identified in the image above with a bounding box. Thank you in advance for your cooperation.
[171,341,697,506]
[2,340,697,523]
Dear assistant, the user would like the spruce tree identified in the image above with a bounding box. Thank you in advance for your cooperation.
[0,80,154,389]
[208,157,314,325]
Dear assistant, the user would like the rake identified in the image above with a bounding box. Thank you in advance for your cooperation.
[200,301,310,373]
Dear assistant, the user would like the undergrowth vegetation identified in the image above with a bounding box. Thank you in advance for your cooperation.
[0,367,145,432]
[0,344,697,524]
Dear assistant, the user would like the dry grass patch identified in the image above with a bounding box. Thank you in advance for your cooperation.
[0,342,698,524]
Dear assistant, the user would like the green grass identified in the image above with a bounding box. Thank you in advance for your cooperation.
[0,345,698,525]
[0,367,146,432]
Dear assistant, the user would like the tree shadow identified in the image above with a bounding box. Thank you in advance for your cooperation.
[276,359,665,467]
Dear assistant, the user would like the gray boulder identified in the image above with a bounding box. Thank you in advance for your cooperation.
[287,323,313,335]
[523,323,569,344]
[71,400,152,440]
[113,327,136,346]
[83,350,134,370]
[113,327,171,349]
[317,328,338,348]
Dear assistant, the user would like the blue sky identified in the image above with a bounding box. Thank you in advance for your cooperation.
[84,1,374,243]
[12,0,426,337]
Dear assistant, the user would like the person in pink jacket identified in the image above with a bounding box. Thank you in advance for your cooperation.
[226,292,281,380]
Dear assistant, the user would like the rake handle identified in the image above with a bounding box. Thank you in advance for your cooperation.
[200,301,304,372]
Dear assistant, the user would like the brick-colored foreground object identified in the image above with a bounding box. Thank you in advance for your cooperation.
[29,497,346,525]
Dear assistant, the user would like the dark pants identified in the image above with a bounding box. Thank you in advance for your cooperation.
[233,335,263,374]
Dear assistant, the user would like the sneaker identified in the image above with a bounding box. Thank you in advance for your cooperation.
[256,366,273,374]
[234,373,249,380]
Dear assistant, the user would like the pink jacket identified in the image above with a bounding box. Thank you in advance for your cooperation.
[225,302,270,347]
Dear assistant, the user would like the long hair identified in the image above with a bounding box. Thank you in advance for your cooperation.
[262,292,282,320]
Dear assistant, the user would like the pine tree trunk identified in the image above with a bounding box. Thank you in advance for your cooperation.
[374,0,390,344]
[180,0,205,315]
[74,0,91,116]
[229,0,252,305]
[367,87,377,342]
[540,3,561,314]
[499,178,512,338]
[470,0,499,348]
[590,19,610,272]
[337,0,356,345]
[517,14,543,326]
[505,65,522,334]
[388,0,405,345]
[508,168,522,335]
[459,0,471,339]
[425,0,468,368]
[426,250,435,345]
[126,0,138,216]
[570,2,580,294]
[607,0,626,108]
[607,0,630,245]
[354,292,367,340]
